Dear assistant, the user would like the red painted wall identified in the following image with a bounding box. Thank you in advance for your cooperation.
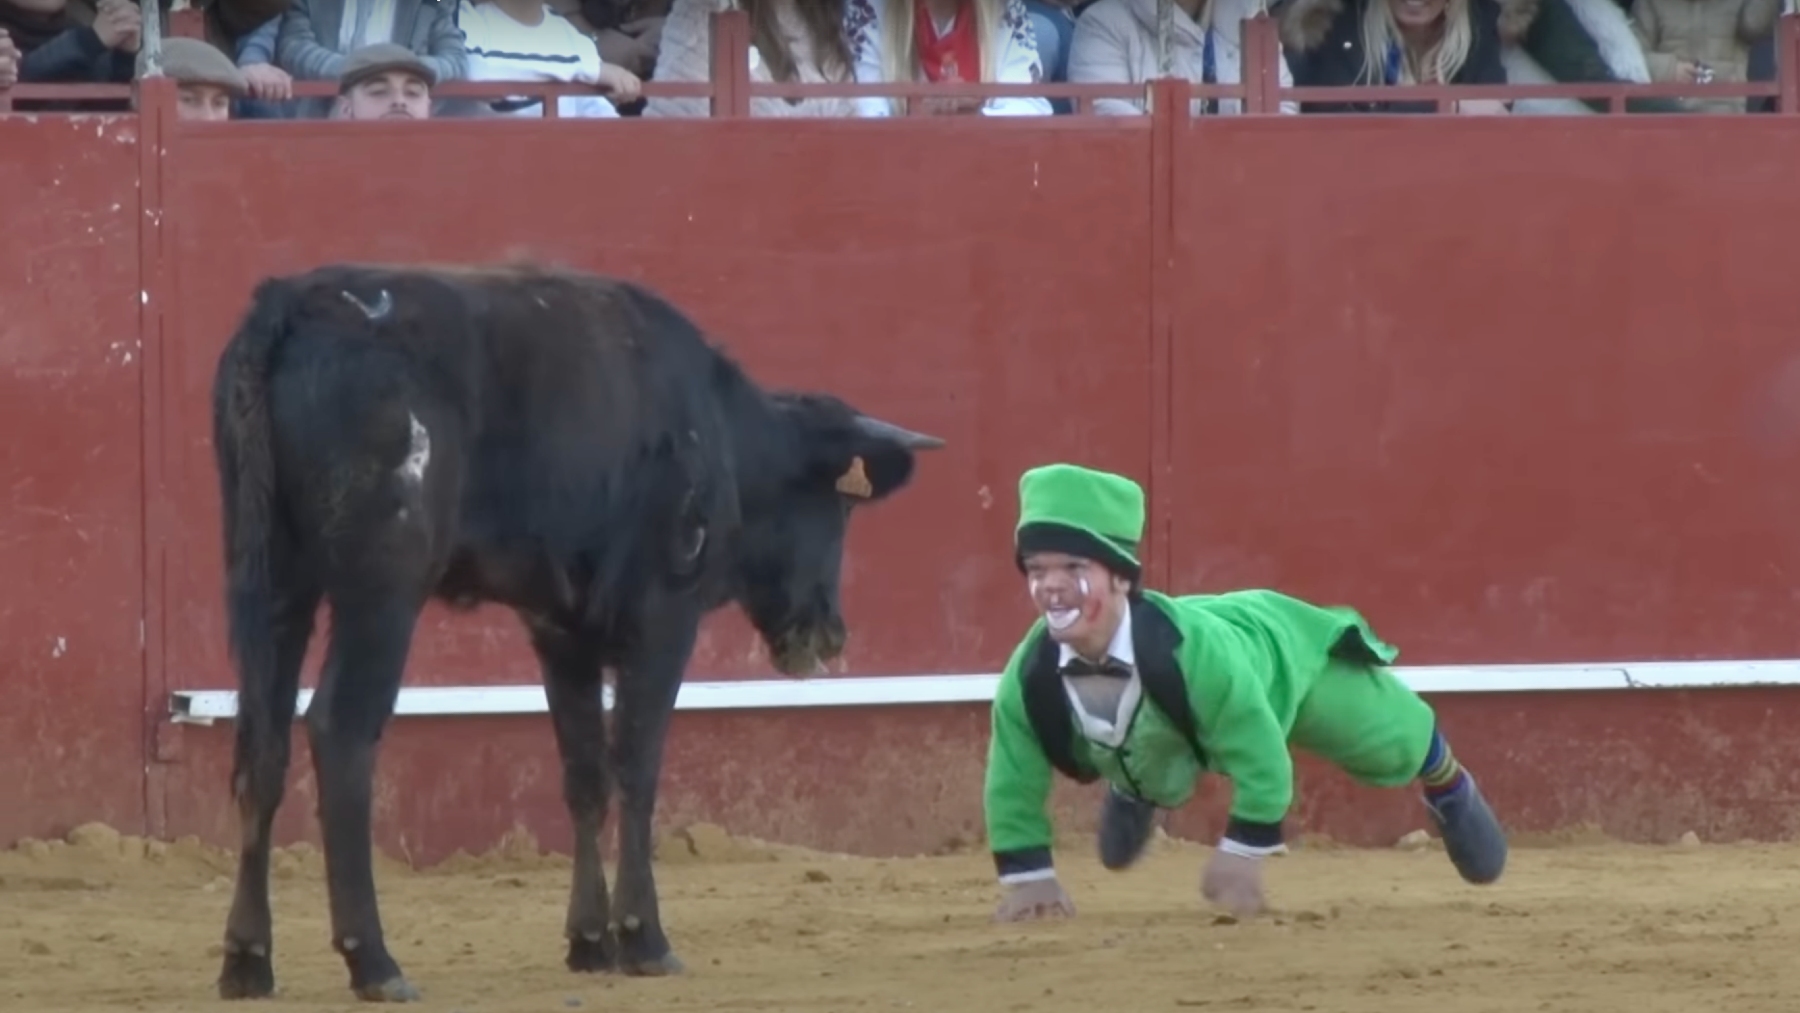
[5,108,1800,863]
[0,118,150,845]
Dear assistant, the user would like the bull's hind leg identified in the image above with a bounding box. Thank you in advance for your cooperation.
[219,577,322,1000]
[306,589,425,1003]
[608,610,698,976]
[526,618,616,973]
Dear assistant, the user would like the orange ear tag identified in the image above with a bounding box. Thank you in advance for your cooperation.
[835,456,874,498]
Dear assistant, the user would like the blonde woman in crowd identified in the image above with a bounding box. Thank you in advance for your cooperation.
[1280,0,1511,112]
[846,0,1053,115]
[644,0,864,116]
[1068,0,1300,114]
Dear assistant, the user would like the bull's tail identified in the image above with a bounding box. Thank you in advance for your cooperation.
[211,277,301,753]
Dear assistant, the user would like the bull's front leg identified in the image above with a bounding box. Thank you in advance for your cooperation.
[607,611,697,976]
[527,617,616,973]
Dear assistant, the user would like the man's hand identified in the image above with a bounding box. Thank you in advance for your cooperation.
[0,29,20,90]
[242,63,293,101]
[993,877,1076,922]
[1200,848,1268,918]
[94,0,144,53]
[595,62,641,104]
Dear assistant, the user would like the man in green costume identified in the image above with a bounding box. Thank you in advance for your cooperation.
[984,463,1508,921]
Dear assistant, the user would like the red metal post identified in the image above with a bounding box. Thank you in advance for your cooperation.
[707,9,752,118]
[1241,11,1283,115]
[1146,76,1182,592]
[136,73,175,840]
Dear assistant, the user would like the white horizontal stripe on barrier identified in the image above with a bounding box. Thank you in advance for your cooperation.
[165,659,1800,725]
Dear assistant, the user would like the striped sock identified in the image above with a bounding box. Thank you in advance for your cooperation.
[1418,730,1468,799]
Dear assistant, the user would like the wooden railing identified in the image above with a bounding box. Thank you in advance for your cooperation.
[3,8,1796,115]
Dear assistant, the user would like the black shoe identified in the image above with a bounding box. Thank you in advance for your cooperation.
[1097,786,1158,870]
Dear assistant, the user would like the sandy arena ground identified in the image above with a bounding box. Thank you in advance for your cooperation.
[3,821,1798,1012]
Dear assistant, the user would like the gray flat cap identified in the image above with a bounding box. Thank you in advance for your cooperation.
[146,37,247,95]
[338,43,438,94]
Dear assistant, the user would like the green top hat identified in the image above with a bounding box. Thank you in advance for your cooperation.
[1013,463,1144,581]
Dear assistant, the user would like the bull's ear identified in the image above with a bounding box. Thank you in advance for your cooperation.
[832,442,917,501]
[834,456,875,498]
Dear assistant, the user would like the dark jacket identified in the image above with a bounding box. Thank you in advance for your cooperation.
[1279,0,1507,112]
[18,24,135,83]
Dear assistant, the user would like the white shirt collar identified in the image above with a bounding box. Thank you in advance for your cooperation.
[1057,605,1135,669]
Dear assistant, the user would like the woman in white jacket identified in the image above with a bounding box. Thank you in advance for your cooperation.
[1067,0,1299,114]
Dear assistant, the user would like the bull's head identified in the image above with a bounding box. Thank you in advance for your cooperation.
[734,394,944,676]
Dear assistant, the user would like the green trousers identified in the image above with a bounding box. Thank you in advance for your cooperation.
[1286,657,1440,788]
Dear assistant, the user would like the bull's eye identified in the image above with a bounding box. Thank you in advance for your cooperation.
[677,525,706,561]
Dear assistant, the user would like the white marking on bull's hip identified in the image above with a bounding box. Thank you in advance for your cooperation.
[342,288,393,320]
[398,412,431,486]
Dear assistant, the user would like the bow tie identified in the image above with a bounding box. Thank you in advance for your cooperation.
[1061,656,1131,678]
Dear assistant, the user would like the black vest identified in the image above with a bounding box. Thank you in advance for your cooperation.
[1018,597,1207,783]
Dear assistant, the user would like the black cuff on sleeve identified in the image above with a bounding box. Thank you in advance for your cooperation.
[993,846,1054,880]
[1223,817,1284,850]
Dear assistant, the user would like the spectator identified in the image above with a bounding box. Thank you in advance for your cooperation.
[153,33,247,119]
[642,0,861,117]
[1744,18,1774,110]
[275,0,467,117]
[846,0,1053,115]
[1279,0,1511,112]
[231,15,297,117]
[0,28,19,86]
[1629,0,1778,112]
[1497,0,1684,114]
[577,0,667,78]
[59,0,289,57]
[1023,0,1072,83]
[4,0,137,85]
[333,39,433,117]
[458,0,639,117]
[1068,0,1299,114]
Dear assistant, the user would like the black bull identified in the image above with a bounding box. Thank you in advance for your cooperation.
[208,262,944,1002]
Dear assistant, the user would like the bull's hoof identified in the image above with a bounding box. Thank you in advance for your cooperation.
[352,976,422,1003]
[619,952,686,977]
[565,931,619,974]
[217,947,276,1000]
[616,919,683,976]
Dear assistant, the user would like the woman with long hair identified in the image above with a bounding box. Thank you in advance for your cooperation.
[846,0,1053,116]
[643,0,862,116]
[1281,0,1511,113]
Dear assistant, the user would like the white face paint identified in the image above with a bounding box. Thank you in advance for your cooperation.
[1032,574,1090,632]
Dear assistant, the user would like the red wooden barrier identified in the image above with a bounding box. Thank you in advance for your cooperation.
[5,68,1800,863]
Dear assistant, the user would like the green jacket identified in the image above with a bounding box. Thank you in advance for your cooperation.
[983,588,1397,881]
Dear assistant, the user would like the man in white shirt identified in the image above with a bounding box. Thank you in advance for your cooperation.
[458,0,640,117]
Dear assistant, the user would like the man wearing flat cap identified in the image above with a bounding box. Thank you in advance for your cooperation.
[145,35,246,121]
[982,463,1510,923]
[334,41,433,119]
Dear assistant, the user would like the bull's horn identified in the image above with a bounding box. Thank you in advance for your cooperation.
[853,415,946,450]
